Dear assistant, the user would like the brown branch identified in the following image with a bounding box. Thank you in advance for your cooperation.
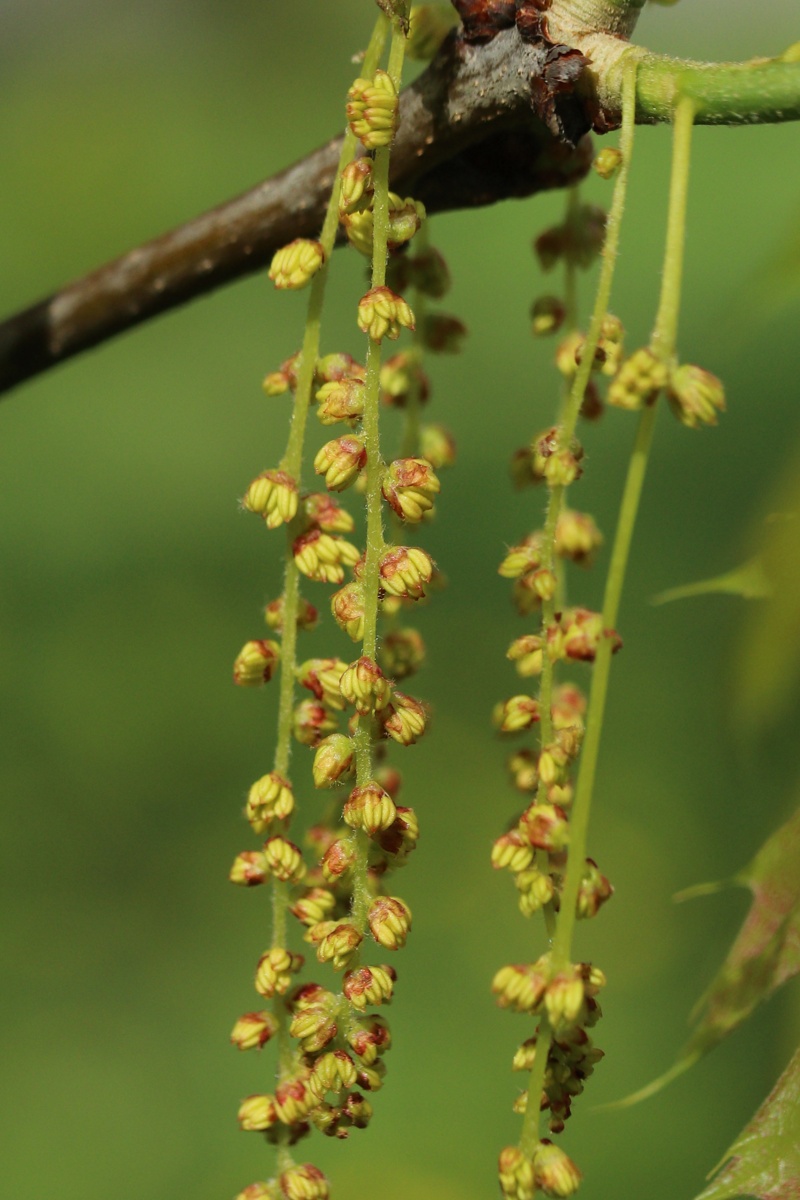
[0,29,591,399]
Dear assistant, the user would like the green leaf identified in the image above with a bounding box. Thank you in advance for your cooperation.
[695,1048,800,1200]
[617,805,800,1106]
[652,556,772,606]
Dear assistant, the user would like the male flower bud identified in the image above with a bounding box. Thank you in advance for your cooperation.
[368,896,412,950]
[339,158,373,215]
[273,1076,315,1125]
[507,636,544,678]
[492,957,550,1013]
[264,595,319,633]
[609,346,668,410]
[375,806,419,858]
[378,545,434,599]
[315,378,366,426]
[577,858,613,919]
[292,699,337,747]
[499,1146,536,1200]
[357,286,415,342]
[229,851,268,886]
[246,771,294,831]
[308,1050,358,1101]
[231,1011,279,1051]
[262,350,302,397]
[293,529,360,584]
[279,1164,330,1200]
[508,748,539,792]
[491,830,534,874]
[290,887,336,928]
[343,964,397,1010]
[321,838,357,883]
[668,363,726,428]
[289,1003,338,1053]
[519,803,570,853]
[533,1141,582,1197]
[312,734,355,788]
[346,70,398,150]
[495,695,540,733]
[516,867,556,917]
[268,240,326,290]
[560,607,622,662]
[331,581,365,641]
[263,836,306,884]
[384,691,427,745]
[419,422,457,468]
[421,312,467,353]
[303,492,354,534]
[313,435,367,491]
[555,510,603,564]
[255,948,303,998]
[595,145,623,178]
[238,1094,278,1132]
[532,427,584,486]
[317,922,363,969]
[382,457,441,522]
[236,1185,273,1200]
[544,966,586,1033]
[531,296,566,337]
[348,1015,391,1064]
[233,640,280,686]
[340,656,392,714]
[242,469,299,528]
[316,351,364,383]
[298,657,349,710]
[499,535,544,579]
[379,627,425,680]
[512,1037,538,1072]
[344,782,398,836]
[380,350,430,407]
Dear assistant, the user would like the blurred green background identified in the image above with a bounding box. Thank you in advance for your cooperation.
[1,2,799,1198]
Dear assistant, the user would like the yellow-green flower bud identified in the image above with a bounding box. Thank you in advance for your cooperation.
[308,1050,358,1101]
[384,691,427,745]
[516,867,556,917]
[512,1036,538,1072]
[263,836,306,884]
[507,635,544,677]
[289,1003,337,1054]
[339,158,374,215]
[230,1010,278,1051]
[357,286,415,342]
[303,492,354,534]
[290,887,337,928]
[495,694,540,733]
[544,966,586,1033]
[320,838,357,883]
[274,1076,315,1126]
[491,830,534,874]
[343,963,397,1010]
[533,1141,582,1197]
[339,656,392,715]
[368,896,412,950]
[555,509,603,564]
[608,346,668,410]
[229,850,268,886]
[382,457,441,522]
[419,422,456,468]
[292,699,338,747]
[297,657,349,710]
[668,363,726,428]
[237,1094,278,1132]
[313,435,367,491]
[312,733,355,789]
[531,295,566,337]
[594,146,623,179]
[507,748,539,792]
[315,378,366,426]
[492,957,550,1014]
[344,782,398,836]
[246,771,294,832]
[374,805,419,859]
[499,535,544,579]
[519,802,570,852]
[331,581,366,641]
[268,239,326,290]
[577,858,613,919]
[279,1164,329,1200]
[378,545,435,599]
[499,1146,536,1200]
[242,469,299,528]
[380,350,429,406]
[346,70,399,150]
[254,947,303,998]
[316,922,363,970]
[264,595,319,633]
[378,627,426,680]
[233,639,281,686]
[236,1184,274,1200]
[293,529,361,584]
[532,427,584,486]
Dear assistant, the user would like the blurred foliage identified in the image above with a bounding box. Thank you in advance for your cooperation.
[1,3,799,1200]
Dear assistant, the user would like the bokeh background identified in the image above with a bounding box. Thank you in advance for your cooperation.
[1,2,799,1198]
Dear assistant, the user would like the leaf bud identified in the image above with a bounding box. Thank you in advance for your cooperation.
[268,240,326,290]
[233,639,281,686]
[231,1011,279,1051]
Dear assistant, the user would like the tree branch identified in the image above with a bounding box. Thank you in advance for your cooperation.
[1,18,798,400]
